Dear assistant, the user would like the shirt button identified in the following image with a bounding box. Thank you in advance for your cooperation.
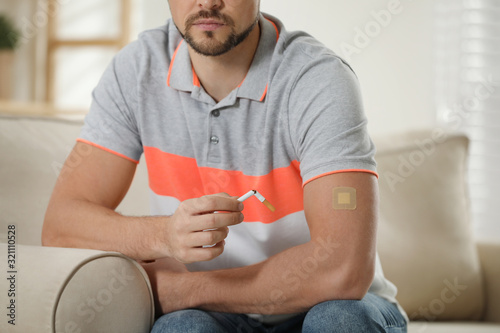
[210,135,219,145]
[212,110,220,117]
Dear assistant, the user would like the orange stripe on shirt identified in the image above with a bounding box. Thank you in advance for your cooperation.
[259,84,269,102]
[167,40,184,87]
[76,139,140,164]
[144,146,304,224]
[265,18,280,42]
[266,18,280,42]
[257,19,279,101]
[192,67,201,87]
[303,169,379,187]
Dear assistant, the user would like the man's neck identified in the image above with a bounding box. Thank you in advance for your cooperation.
[188,23,261,103]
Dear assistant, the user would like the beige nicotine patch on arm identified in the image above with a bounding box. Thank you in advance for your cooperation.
[333,187,357,210]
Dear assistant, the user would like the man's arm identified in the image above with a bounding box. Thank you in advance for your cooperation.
[145,171,378,315]
[42,142,243,262]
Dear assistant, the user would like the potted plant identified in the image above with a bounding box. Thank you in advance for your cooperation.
[0,14,20,100]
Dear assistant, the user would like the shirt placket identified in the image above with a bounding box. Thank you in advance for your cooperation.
[208,106,223,164]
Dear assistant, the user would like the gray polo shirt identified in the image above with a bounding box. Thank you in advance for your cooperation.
[79,13,404,323]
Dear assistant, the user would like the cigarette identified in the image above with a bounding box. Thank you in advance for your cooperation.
[237,190,276,212]
[237,190,257,202]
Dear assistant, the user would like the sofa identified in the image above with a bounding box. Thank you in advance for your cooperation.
[0,113,499,332]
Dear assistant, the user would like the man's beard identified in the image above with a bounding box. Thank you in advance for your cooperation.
[179,10,259,57]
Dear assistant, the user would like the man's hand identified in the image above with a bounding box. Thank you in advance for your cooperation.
[145,173,378,317]
[43,142,244,263]
[160,193,244,263]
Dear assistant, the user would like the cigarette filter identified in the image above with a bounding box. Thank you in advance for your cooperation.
[237,190,276,212]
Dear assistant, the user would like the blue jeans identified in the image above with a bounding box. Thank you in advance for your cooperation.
[151,292,407,332]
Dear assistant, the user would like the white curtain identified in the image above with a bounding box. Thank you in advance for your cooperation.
[435,0,500,241]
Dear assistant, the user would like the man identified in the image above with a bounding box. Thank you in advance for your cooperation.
[42,0,408,332]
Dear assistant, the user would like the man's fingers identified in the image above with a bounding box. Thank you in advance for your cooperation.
[211,192,231,198]
[180,242,226,263]
[183,195,244,215]
[185,227,229,248]
[166,193,245,263]
[189,211,244,231]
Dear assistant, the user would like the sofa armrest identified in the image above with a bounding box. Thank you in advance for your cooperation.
[477,241,500,323]
[0,244,154,333]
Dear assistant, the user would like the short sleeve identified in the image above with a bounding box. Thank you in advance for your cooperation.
[78,42,143,163]
[288,56,377,185]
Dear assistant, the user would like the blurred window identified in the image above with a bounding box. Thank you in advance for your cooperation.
[435,0,500,241]
[46,0,131,110]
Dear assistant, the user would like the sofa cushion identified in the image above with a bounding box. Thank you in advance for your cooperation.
[0,244,154,333]
[374,129,484,321]
[0,114,150,246]
[409,322,500,333]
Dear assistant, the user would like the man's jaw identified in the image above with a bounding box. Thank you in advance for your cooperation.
[177,11,258,57]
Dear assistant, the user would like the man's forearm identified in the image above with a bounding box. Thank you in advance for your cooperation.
[154,236,374,315]
[42,198,165,261]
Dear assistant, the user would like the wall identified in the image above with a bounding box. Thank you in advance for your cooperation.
[3,0,437,135]
[137,0,170,32]
[260,0,437,136]
[136,0,438,136]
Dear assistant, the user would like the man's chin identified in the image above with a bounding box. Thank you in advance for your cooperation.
[183,18,257,57]
[189,43,234,57]
[185,35,235,57]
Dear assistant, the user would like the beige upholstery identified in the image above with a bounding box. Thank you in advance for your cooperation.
[0,115,150,247]
[375,130,485,322]
[477,242,500,322]
[0,244,154,333]
[0,115,153,333]
[0,114,499,332]
[408,322,500,333]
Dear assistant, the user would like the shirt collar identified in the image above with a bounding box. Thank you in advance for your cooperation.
[167,40,197,92]
[166,14,280,103]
